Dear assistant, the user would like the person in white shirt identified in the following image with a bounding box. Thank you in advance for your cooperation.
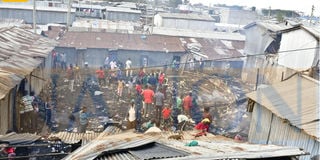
[104,56,109,69]
[126,100,136,129]
[110,60,117,70]
[125,58,132,77]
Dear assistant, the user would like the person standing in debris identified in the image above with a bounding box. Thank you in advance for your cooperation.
[110,60,117,70]
[203,106,213,131]
[141,85,154,118]
[183,92,193,117]
[171,59,177,72]
[161,105,172,130]
[61,52,67,70]
[67,64,75,92]
[104,56,110,69]
[138,67,145,82]
[52,50,58,69]
[117,79,125,98]
[176,95,183,114]
[67,114,75,132]
[74,64,81,86]
[126,100,136,129]
[135,92,143,132]
[148,73,157,91]
[96,66,106,87]
[154,88,165,122]
[203,107,212,123]
[199,58,204,72]
[127,77,134,98]
[44,97,52,129]
[79,107,88,133]
[158,72,165,86]
[125,58,132,77]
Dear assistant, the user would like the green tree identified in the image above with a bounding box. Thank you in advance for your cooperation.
[169,0,182,8]
[276,12,284,22]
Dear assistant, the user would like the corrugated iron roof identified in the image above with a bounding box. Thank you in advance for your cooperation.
[48,132,101,145]
[105,6,141,14]
[64,132,156,160]
[158,13,215,22]
[56,31,185,52]
[128,143,189,159]
[0,132,41,145]
[96,142,189,160]
[0,26,56,99]
[244,21,300,32]
[182,38,244,60]
[48,126,122,146]
[65,129,307,160]
[246,74,320,141]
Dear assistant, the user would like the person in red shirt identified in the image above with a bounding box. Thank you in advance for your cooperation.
[194,118,211,137]
[96,66,106,87]
[183,92,192,117]
[141,85,154,118]
[158,73,165,86]
[162,105,171,130]
[135,81,142,94]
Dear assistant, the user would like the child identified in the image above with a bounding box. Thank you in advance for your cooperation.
[162,105,172,130]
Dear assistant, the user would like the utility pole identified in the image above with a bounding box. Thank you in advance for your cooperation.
[67,0,72,28]
[268,6,271,19]
[309,5,315,25]
[33,0,36,33]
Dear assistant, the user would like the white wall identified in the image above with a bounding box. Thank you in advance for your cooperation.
[278,29,318,71]
[244,25,274,55]
[161,18,215,31]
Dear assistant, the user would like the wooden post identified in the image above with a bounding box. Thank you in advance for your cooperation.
[255,68,259,90]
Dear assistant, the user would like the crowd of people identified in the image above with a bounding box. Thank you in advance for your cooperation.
[50,52,213,135]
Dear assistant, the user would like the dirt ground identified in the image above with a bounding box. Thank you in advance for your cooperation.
[39,66,252,138]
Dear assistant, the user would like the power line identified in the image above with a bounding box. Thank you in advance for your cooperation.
[132,46,319,70]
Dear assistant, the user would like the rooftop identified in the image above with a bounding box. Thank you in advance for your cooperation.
[0,3,76,12]
[54,31,185,52]
[246,74,320,141]
[0,26,56,100]
[244,21,301,32]
[157,13,215,22]
[64,130,307,160]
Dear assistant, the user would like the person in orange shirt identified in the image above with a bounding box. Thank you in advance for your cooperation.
[95,66,105,87]
[141,85,154,118]
[182,92,192,117]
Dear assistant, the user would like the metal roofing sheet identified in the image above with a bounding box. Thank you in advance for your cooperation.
[129,143,189,159]
[57,31,185,52]
[158,13,214,22]
[0,132,41,145]
[0,26,56,100]
[96,143,189,160]
[66,129,307,160]
[105,6,141,14]
[48,126,122,146]
[244,21,299,32]
[48,132,101,145]
[63,132,156,160]
[246,75,320,140]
